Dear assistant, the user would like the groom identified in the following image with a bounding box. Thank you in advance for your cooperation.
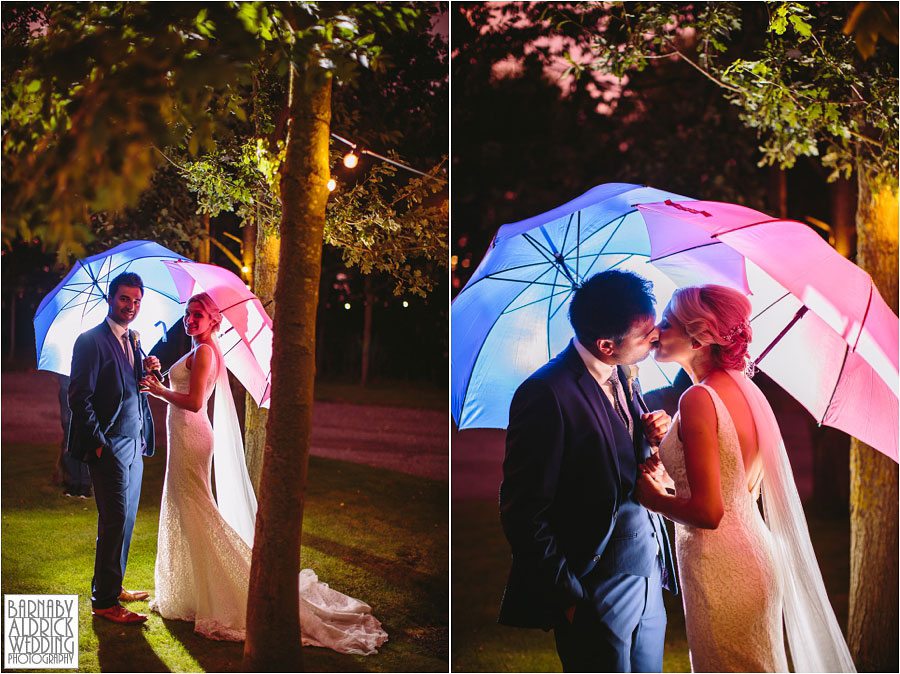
[67,272,155,624]
[498,270,678,672]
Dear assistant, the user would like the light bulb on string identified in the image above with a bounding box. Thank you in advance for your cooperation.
[343,151,359,169]
[327,178,337,191]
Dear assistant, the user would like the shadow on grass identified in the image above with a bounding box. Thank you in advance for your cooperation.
[93,617,168,673]
[303,532,440,594]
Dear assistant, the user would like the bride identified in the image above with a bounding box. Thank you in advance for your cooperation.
[636,284,855,673]
[140,292,388,654]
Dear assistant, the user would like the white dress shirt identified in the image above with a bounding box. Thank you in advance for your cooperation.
[105,316,133,366]
[573,337,621,409]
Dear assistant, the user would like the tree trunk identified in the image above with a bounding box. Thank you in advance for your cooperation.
[242,62,332,672]
[244,224,280,493]
[360,274,373,387]
[829,176,857,259]
[199,212,211,263]
[767,166,788,218]
[847,171,898,672]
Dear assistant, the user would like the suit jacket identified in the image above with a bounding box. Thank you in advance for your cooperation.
[498,341,676,630]
[66,321,155,463]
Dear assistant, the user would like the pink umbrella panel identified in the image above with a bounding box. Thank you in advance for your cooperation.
[637,199,899,462]
[163,260,272,409]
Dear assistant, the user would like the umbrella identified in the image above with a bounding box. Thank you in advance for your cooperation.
[452,183,693,430]
[34,241,190,376]
[162,260,273,409]
[452,183,898,462]
[637,199,899,461]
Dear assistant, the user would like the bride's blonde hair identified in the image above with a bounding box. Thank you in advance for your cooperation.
[668,285,752,371]
[186,292,223,333]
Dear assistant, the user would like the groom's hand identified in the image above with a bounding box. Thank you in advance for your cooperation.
[640,410,671,447]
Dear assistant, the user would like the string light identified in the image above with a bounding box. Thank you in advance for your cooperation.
[344,302,351,310]
[327,178,337,191]
[241,266,250,274]
[330,132,447,184]
[402,300,409,308]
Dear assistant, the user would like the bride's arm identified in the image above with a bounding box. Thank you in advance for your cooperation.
[141,344,214,413]
[636,386,725,529]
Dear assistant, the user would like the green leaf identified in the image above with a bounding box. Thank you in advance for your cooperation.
[25,80,41,93]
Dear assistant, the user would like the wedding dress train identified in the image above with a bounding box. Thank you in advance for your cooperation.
[658,371,854,673]
[150,346,388,654]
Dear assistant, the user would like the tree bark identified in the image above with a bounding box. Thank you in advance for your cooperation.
[242,62,332,672]
[360,274,373,387]
[847,171,898,672]
[198,212,211,263]
[244,224,280,493]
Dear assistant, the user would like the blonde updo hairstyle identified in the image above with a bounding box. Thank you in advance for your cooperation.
[668,285,752,371]
[186,292,223,334]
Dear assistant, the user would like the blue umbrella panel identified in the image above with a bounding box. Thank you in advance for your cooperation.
[34,240,191,376]
[451,183,693,430]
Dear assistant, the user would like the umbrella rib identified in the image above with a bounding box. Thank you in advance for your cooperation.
[546,257,565,359]
[560,211,635,260]
[548,287,576,322]
[750,292,792,322]
[851,281,874,352]
[521,233,557,261]
[95,253,186,281]
[712,218,784,236]
[753,306,809,367]
[480,277,574,288]
[819,344,850,427]
[453,261,551,299]
[559,212,575,266]
[501,288,572,314]
[650,241,722,262]
[576,210,581,281]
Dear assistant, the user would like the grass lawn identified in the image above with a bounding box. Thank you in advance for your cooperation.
[451,498,850,672]
[1,441,448,672]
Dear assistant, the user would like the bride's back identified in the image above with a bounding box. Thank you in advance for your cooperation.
[703,369,762,493]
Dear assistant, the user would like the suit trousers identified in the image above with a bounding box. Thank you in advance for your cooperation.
[89,435,143,609]
[554,561,666,673]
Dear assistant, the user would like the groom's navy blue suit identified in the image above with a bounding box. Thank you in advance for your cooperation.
[67,320,154,609]
[499,341,677,672]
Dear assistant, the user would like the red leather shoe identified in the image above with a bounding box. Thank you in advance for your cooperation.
[92,605,148,624]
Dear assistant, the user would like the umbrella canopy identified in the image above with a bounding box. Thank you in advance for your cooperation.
[452,183,692,430]
[638,199,899,461]
[163,260,273,409]
[34,241,190,376]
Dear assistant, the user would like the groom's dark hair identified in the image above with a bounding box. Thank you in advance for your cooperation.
[107,272,144,299]
[569,270,655,346]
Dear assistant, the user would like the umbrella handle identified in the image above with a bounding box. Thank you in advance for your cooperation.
[138,345,165,381]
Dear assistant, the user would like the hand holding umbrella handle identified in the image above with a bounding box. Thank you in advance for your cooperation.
[136,342,164,381]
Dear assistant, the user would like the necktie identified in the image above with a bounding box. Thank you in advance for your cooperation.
[607,367,633,436]
[122,333,134,368]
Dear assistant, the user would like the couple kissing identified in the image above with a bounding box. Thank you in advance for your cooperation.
[498,270,855,672]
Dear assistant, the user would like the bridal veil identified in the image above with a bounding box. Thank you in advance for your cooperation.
[726,369,856,673]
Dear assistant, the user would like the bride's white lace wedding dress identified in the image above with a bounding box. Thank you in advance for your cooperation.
[150,346,388,654]
[659,382,788,672]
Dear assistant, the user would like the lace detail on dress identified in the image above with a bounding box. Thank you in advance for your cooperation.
[658,384,788,673]
[150,347,388,654]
